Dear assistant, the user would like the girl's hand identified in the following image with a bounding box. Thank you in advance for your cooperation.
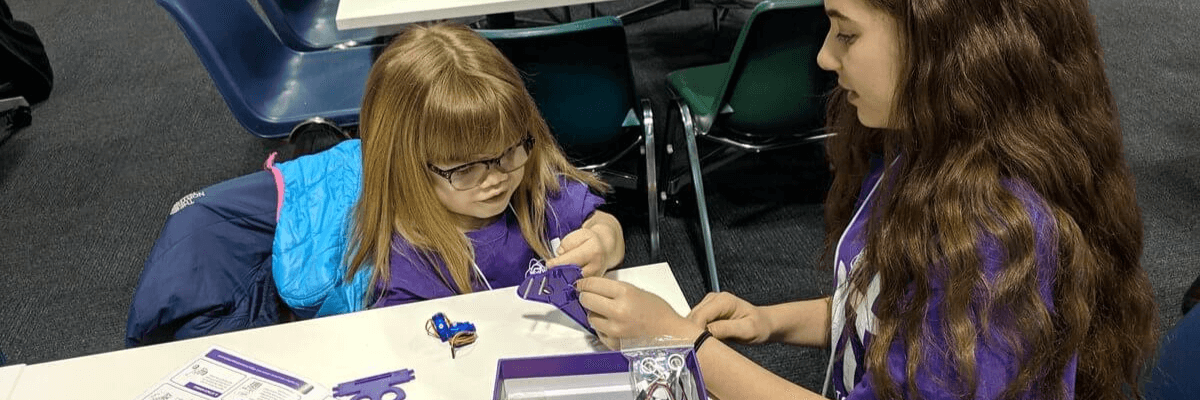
[687,292,774,344]
[546,228,607,277]
[547,211,623,277]
[576,277,705,349]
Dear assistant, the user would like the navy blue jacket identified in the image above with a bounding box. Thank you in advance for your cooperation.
[124,170,281,347]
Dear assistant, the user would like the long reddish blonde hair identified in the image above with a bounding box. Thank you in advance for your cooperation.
[346,23,607,300]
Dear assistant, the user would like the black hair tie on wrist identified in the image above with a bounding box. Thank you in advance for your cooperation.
[693,329,714,353]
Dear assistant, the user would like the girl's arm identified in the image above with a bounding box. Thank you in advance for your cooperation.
[694,338,828,400]
[547,210,624,276]
[687,292,832,348]
[576,277,827,400]
[759,297,832,347]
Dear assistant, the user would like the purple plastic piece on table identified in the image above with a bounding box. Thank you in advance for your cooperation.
[332,368,415,400]
[517,264,593,334]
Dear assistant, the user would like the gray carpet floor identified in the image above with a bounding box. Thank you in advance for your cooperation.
[0,0,1195,395]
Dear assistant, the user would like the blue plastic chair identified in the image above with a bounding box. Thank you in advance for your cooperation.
[156,0,382,138]
[1145,307,1200,399]
[478,17,661,259]
[665,0,832,292]
[254,0,396,51]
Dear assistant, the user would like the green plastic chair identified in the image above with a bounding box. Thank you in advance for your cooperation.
[665,0,833,292]
[478,17,662,260]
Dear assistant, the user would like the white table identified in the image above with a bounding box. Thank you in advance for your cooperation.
[0,364,23,400]
[336,0,616,30]
[6,263,689,400]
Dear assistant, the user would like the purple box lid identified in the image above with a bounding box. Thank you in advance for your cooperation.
[493,350,707,400]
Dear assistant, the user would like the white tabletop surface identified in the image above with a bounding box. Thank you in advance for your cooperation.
[337,0,617,30]
[6,262,689,400]
[0,364,24,400]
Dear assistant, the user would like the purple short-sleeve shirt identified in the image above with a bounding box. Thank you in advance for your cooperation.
[375,177,604,307]
[830,158,1076,399]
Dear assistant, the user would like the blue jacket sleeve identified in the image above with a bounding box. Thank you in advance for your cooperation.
[125,170,281,347]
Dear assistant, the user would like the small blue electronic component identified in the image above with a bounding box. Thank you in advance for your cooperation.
[429,312,476,342]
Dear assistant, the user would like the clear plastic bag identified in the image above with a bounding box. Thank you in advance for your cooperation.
[620,337,701,400]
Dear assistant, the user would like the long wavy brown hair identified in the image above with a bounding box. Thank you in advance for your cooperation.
[822,0,1156,399]
[347,23,607,301]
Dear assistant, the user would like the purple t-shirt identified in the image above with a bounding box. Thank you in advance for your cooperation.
[374,177,604,307]
[829,158,1076,399]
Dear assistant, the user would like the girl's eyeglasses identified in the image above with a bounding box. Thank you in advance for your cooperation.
[428,134,535,190]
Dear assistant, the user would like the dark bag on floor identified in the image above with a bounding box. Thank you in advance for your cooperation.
[0,0,53,104]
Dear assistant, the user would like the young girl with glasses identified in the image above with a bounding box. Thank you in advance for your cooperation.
[270,22,624,317]
[347,22,626,308]
[575,0,1156,398]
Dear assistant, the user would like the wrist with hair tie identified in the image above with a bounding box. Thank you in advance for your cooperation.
[693,329,714,353]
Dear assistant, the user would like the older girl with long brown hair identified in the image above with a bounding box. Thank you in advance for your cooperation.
[575,0,1156,398]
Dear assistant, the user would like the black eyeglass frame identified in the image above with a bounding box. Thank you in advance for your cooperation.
[427,133,536,190]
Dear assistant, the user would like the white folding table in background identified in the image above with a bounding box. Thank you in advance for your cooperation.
[336,0,619,30]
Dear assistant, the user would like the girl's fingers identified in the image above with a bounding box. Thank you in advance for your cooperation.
[557,229,591,252]
[687,292,735,325]
[578,289,617,318]
[575,276,625,299]
[706,319,748,341]
[587,313,615,336]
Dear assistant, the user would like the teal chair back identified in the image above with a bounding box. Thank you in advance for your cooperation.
[478,17,643,166]
[718,0,831,134]
[478,18,661,259]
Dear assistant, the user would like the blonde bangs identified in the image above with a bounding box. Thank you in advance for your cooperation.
[418,69,533,165]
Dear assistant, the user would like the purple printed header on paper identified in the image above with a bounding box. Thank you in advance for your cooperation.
[184,382,222,398]
[205,349,307,390]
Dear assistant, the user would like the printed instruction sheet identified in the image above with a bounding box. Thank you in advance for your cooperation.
[133,347,330,400]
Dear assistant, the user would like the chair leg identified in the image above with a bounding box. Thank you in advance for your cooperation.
[640,98,661,261]
[712,7,724,35]
[675,101,719,293]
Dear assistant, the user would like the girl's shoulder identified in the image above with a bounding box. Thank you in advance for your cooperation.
[547,175,602,202]
[543,175,606,234]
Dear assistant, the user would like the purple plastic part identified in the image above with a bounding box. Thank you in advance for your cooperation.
[492,350,709,400]
[517,264,593,334]
[332,369,415,400]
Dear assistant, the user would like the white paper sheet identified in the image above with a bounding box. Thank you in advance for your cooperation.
[132,347,330,400]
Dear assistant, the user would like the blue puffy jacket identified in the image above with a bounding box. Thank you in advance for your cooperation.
[267,139,371,318]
